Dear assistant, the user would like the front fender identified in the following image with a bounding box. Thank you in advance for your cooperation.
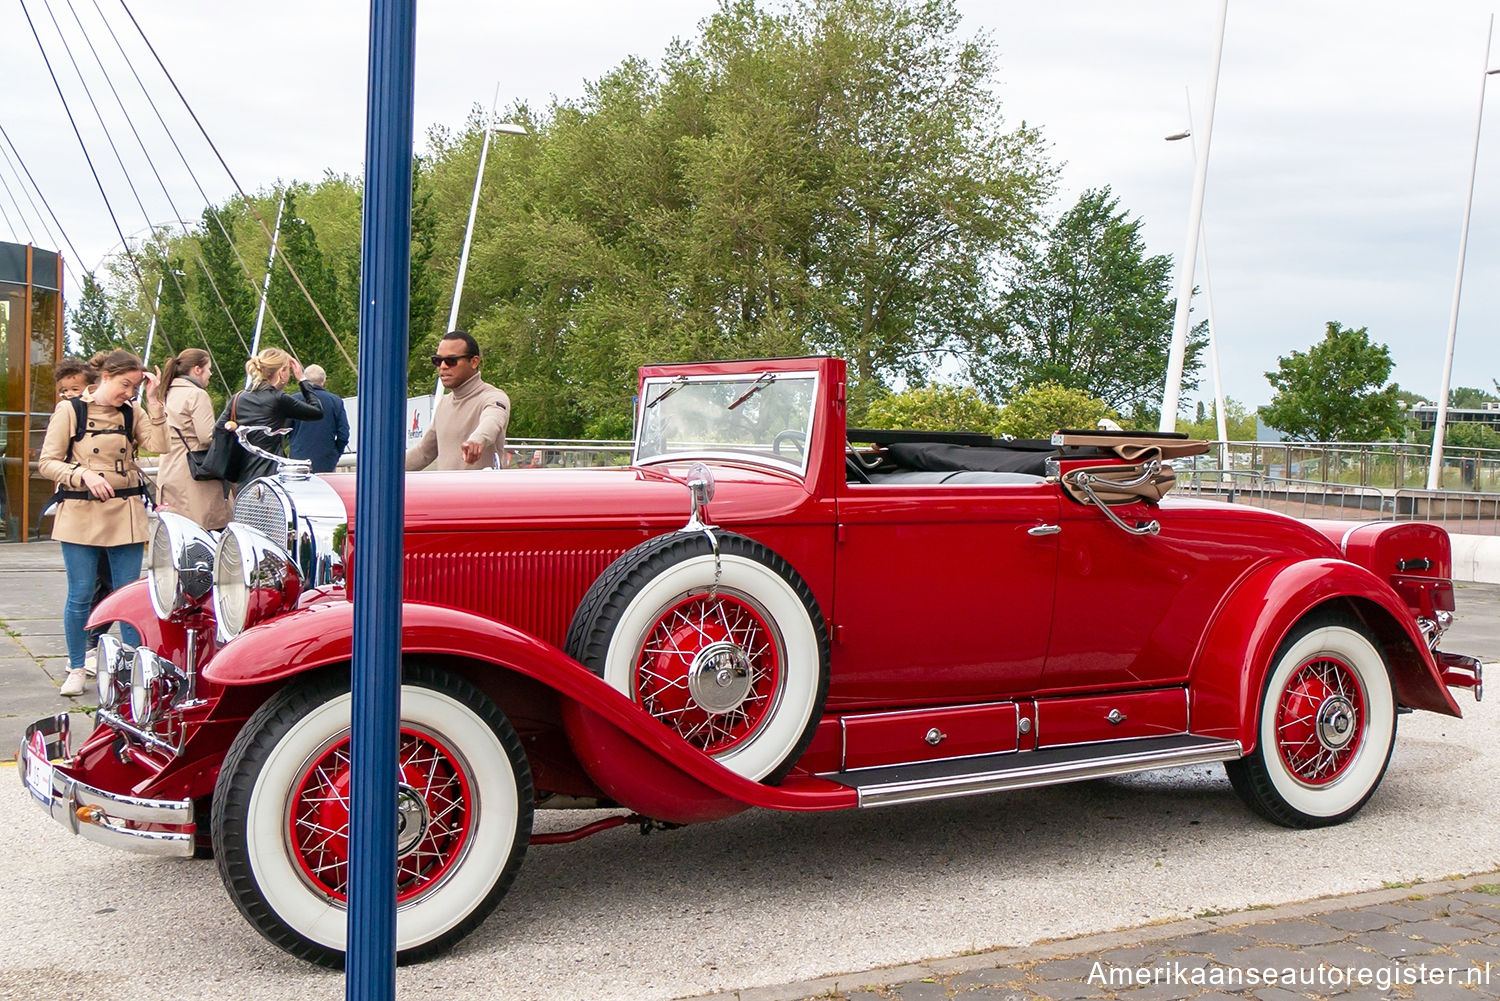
[1190,558,1461,750]
[88,579,191,666]
[202,601,856,823]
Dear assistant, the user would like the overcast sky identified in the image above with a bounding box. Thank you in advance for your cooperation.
[2,0,1498,409]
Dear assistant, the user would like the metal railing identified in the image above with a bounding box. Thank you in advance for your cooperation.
[1176,468,1500,535]
[1187,440,1500,494]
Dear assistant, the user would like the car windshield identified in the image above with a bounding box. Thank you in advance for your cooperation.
[635,370,819,475]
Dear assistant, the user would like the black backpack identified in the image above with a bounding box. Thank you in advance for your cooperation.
[46,398,150,504]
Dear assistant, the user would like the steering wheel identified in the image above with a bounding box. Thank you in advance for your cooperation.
[772,429,806,457]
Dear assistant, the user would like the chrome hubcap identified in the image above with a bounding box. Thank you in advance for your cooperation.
[395,785,430,856]
[686,640,753,714]
[1317,696,1357,751]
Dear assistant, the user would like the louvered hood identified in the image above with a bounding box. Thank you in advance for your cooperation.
[322,464,811,649]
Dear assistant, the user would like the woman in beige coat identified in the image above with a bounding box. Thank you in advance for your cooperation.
[159,348,232,531]
[38,349,167,696]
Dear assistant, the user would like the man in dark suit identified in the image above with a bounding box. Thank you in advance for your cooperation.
[288,365,350,473]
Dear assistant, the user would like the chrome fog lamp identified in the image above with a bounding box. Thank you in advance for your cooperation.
[149,512,218,619]
[95,634,125,710]
[213,523,302,643]
[129,648,182,725]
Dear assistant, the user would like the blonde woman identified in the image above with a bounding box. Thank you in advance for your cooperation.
[228,348,323,488]
[159,347,233,530]
[39,349,167,696]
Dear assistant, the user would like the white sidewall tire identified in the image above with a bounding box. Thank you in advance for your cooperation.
[600,552,821,781]
[243,685,521,954]
[1257,624,1396,820]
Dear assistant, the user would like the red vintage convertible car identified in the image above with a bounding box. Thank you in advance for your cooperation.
[18,356,1482,967]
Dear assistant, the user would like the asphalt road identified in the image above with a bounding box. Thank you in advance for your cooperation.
[0,562,1496,1001]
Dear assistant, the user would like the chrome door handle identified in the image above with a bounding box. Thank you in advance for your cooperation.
[1027,524,1062,536]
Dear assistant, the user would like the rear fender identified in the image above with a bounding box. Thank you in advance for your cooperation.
[202,601,856,823]
[1190,558,1461,750]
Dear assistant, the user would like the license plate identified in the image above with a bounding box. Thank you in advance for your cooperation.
[23,730,53,805]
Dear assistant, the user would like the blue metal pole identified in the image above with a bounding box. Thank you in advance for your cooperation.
[347,1,414,998]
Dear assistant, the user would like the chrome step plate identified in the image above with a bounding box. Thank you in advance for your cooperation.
[827,734,1242,808]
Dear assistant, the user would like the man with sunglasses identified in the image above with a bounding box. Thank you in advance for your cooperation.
[405,330,511,471]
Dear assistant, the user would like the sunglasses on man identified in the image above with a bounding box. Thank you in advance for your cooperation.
[431,353,475,368]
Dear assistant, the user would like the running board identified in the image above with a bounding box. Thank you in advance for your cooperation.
[827,735,1243,808]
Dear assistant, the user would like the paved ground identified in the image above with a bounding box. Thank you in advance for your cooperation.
[739,875,1500,1001]
[0,542,1497,1001]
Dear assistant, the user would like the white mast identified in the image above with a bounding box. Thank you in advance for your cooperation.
[246,191,286,388]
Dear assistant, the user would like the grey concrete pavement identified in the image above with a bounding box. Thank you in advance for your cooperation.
[0,542,1496,1001]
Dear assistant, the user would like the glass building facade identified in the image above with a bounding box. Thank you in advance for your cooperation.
[0,241,64,542]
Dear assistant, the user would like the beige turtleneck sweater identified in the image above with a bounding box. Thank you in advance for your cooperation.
[404,373,511,471]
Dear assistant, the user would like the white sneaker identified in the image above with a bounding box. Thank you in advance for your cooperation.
[83,649,98,677]
[60,668,89,697]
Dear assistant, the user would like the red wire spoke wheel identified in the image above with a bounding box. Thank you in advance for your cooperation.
[287,727,475,903]
[568,531,829,783]
[632,591,783,756]
[213,664,532,967]
[1273,656,1366,786]
[1226,617,1396,828]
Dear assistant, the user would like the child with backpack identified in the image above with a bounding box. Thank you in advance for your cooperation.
[39,349,167,697]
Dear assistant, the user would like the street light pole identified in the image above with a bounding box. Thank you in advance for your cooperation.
[1160,0,1229,432]
[1427,16,1498,490]
[436,93,526,399]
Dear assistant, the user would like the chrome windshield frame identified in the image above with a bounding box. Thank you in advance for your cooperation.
[632,369,821,478]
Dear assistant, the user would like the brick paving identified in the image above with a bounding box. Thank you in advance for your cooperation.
[709,876,1500,1001]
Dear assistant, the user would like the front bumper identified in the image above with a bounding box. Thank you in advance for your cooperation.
[17,713,195,858]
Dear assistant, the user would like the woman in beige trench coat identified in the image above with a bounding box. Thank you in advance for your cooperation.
[158,348,233,531]
[38,349,167,696]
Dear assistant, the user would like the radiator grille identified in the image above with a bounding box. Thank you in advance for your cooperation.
[404,549,621,648]
[233,482,292,548]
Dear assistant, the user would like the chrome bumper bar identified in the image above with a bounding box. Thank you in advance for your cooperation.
[17,714,195,858]
[1438,652,1484,702]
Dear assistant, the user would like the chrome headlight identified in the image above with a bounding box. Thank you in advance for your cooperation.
[148,512,217,619]
[95,634,125,710]
[213,523,302,643]
[129,648,182,725]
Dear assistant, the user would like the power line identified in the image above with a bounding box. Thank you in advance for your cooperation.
[85,0,301,362]
[116,0,357,374]
[0,143,40,244]
[32,0,231,371]
[15,0,161,353]
[55,0,246,389]
[0,191,20,242]
[0,125,86,293]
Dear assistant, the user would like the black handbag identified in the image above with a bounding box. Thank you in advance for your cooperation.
[194,392,245,482]
[172,428,214,481]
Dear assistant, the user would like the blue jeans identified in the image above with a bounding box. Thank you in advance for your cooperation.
[61,542,144,668]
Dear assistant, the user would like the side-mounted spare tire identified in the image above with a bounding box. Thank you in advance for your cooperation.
[565,531,830,784]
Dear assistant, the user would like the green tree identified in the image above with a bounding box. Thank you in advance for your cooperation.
[461,0,1051,436]
[1182,397,1257,441]
[70,271,118,357]
[266,193,355,394]
[863,384,1002,432]
[1450,386,1500,409]
[195,207,257,380]
[977,186,1203,415]
[1260,321,1404,442]
[995,381,1115,439]
[1445,422,1500,449]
